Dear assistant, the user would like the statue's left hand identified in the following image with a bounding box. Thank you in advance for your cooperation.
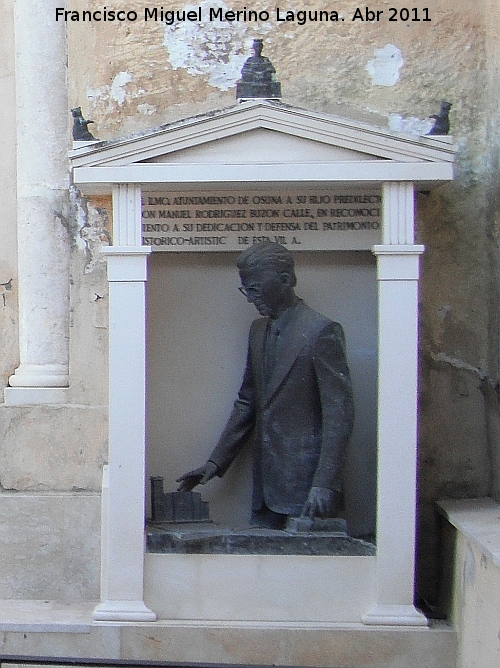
[301,487,341,519]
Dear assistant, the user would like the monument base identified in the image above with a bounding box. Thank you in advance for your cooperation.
[146,522,375,556]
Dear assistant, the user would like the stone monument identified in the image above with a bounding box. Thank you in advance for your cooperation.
[236,39,282,100]
[428,101,452,135]
[71,106,98,141]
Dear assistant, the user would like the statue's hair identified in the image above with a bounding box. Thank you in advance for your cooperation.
[237,241,297,287]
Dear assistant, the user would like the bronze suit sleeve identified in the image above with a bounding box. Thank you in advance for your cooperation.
[208,339,257,476]
[310,321,354,491]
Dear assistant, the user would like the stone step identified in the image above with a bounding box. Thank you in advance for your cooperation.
[0,602,457,668]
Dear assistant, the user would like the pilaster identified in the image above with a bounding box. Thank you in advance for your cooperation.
[93,185,154,622]
[363,180,426,626]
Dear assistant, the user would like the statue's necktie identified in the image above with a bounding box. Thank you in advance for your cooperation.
[264,321,279,385]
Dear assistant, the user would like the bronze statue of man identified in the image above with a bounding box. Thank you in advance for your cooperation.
[177,241,354,529]
[240,39,276,85]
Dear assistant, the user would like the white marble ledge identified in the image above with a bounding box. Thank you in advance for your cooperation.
[438,497,500,569]
[0,600,95,633]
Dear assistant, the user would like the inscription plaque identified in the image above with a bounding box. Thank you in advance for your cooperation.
[141,188,382,251]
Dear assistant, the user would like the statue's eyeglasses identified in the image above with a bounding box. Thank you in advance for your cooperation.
[238,284,262,298]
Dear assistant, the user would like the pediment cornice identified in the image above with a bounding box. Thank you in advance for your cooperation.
[70,100,456,170]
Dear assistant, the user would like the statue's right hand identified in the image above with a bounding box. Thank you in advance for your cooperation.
[176,461,218,492]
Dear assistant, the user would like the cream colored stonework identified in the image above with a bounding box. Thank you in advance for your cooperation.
[0,0,18,391]
[440,499,500,668]
[0,494,100,600]
[0,405,107,491]
[0,610,457,668]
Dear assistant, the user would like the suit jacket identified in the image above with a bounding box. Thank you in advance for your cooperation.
[209,299,354,516]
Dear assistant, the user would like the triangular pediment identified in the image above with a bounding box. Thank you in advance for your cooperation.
[70,101,455,193]
[142,127,384,165]
[70,100,455,168]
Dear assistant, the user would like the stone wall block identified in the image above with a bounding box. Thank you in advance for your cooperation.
[0,405,107,491]
[0,493,101,600]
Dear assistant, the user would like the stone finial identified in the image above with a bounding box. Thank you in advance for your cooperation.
[427,101,452,135]
[71,106,98,141]
[236,39,282,101]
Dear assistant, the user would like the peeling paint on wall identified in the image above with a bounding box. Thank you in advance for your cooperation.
[138,103,157,115]
[0,279,12,308]
[71,188,111,274]
[388,113,433,136]
[110,71,132,105]
[87,85,107,105]
[366,44,403,86]
[163,1,255,90]
[86,72,133,112]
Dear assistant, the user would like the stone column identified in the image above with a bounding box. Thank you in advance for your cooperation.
[93,185,155,621]
[4,0,70,405]
[363,182,427,626]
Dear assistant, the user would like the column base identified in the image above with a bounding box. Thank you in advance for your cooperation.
[8,364,69,388]
[5,364,69,404]
[93,600,156,622]
[4,387,68,405]
[362,604,428,626]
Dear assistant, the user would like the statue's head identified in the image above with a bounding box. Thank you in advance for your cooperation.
[71,107,83,117]
[253,39,264,57]
[237,241,297,318]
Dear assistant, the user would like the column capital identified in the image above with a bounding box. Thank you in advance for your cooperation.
[373,245,425,281]
[372,244,425,256]
[102,246,152,282]
[381,182,415,245]
[101,245,152,256]
[112,184,143,247]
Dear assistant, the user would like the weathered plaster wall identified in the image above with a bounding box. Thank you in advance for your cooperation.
[68,193,112,408]
[67,0,487,140]
[0,192,109,492]
[416,0,500,601]
[483,0,500,505]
